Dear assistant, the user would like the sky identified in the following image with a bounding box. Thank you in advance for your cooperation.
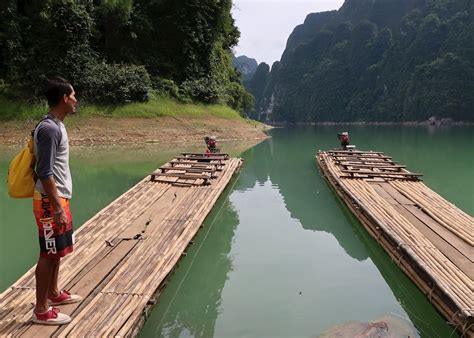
[232,0,345,65]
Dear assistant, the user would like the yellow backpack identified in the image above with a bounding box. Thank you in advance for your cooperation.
[7,137,36,198]
[7,117,47,198]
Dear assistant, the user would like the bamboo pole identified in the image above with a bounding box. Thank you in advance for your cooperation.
[390,181,472,244]
[343,173,471,299]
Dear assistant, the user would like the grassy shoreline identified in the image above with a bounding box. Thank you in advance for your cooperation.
[0,95,270,147]
[0,93,244,121]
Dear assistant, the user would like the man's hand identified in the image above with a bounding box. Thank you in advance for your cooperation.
[53,208,68,230]
[41,177,68,229]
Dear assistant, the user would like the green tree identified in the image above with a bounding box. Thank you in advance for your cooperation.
[1,0,247,109]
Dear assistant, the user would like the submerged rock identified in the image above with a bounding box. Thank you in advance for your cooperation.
[319,314,419,338]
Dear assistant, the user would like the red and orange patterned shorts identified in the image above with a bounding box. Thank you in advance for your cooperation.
[33,191,74,258]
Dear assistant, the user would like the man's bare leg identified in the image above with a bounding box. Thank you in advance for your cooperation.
[48,258,60,299]
[34,257,59,313]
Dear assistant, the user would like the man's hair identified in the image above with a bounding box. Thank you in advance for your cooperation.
[45,77,73,107]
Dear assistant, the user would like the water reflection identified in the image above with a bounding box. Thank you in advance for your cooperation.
[140,190,239,338]
[235,131,368,261]
[227,127,458,337]
[249,127,458,337]
[253,133,369,261]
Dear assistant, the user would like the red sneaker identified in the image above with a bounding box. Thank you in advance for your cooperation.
[48,290,82,306]
[32,307,71,325]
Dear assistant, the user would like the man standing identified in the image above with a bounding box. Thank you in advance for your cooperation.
[32,77,81,325]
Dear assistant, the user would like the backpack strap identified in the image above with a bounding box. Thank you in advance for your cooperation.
[30,115,57,183]
[30,114,62,144]
[31,115,52,138]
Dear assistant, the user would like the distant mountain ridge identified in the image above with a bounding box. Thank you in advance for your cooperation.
[248,0,473,122]
[232,55,258,83]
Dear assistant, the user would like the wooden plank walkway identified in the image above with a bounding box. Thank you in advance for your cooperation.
[317,150,473,337]
[0,154,243,337]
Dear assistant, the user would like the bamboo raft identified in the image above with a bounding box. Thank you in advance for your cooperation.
[317,150,473,337]
[0,153,242,337]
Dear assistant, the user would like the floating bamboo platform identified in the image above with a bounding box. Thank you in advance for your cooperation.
[0,153,242,337]
[317,150,473,337]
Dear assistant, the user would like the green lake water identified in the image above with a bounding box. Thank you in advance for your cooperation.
[0,126,472,337]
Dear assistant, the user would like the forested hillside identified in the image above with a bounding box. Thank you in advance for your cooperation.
[0,0,253,113]
[249,0,474,122]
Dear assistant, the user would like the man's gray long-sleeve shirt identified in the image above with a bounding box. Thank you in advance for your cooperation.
[34,114,72,199]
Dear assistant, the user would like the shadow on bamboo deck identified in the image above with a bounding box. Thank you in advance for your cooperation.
[317,149,473,337]
[0,154,242,337]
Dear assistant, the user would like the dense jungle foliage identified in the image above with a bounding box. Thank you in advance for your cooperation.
[248,0,474,122]
[0,0,253,112]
